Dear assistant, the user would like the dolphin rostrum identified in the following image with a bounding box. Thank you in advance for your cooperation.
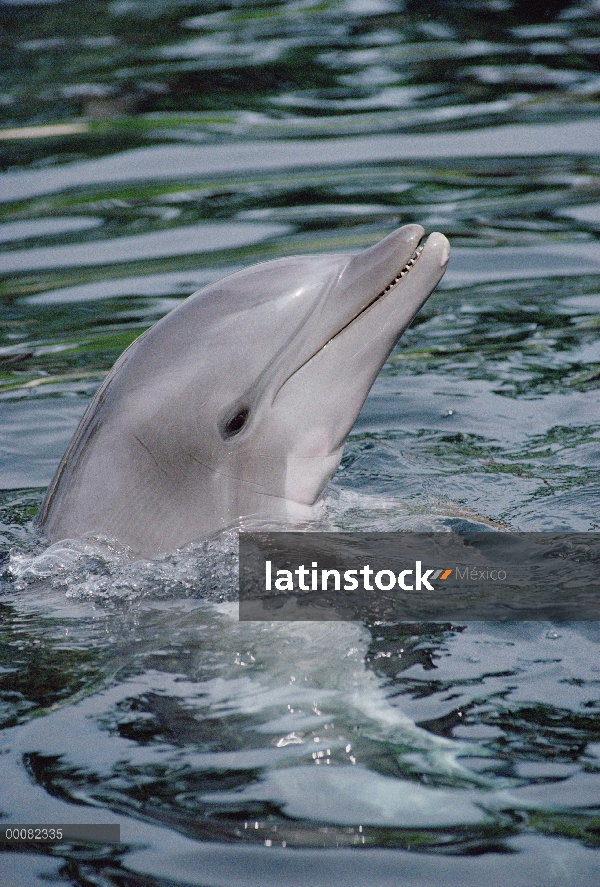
[37,225,450,555]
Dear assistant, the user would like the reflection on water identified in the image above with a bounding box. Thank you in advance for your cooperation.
[1,1,600,885]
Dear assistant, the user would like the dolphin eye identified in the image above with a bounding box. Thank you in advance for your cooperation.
[223,407,249,438]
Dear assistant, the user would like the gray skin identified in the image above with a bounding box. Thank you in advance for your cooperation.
[37,224,450,556]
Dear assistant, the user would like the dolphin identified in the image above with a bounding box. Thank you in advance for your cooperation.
[36,224,450,556]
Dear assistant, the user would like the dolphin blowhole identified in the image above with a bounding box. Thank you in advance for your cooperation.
[37,224,450,556]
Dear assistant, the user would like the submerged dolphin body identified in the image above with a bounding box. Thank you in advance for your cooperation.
[37,225,450,555]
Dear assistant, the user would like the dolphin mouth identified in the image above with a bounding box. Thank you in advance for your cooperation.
[323,236,426,348]
[277,233,426,395]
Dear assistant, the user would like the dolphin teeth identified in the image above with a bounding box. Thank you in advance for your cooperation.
[377,243,424,300]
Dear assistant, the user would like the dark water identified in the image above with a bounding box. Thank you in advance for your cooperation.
[1,1,600,884]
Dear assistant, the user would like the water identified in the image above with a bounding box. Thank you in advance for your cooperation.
[1,1,600,884]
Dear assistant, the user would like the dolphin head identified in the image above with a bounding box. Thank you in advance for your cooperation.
[38,224,449,555]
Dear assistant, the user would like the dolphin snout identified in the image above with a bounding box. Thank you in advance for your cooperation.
[424,231,451,268]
